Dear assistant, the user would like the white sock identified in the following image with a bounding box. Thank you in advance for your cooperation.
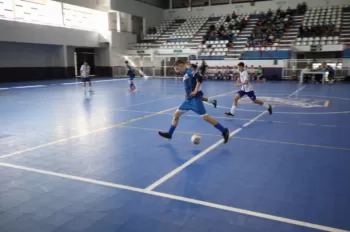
[230,105,236,114]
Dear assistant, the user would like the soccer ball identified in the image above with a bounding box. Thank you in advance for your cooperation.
[191,135,201,145]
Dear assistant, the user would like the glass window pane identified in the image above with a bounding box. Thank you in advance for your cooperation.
[211,0,229,6]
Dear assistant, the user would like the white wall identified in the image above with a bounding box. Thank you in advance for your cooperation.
[110,0,164,28]
[0,42,64,67]
[54,0,110,11]
[95,47,111,66]
[0,20,101,47]
[165,0,350,19]
[109,31,137,66]
[191,60,285,67]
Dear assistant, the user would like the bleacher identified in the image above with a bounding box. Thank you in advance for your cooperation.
[131,5,350,60]
[341,7,350,45]
[295,6,344,46]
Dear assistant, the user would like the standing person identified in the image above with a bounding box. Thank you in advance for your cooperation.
[199,60,208,76]
[190,64,217,108]
[257,65,264,82]
[125,61,136,91]
[225,62,272,117]
[80,61,93,93]
[158,60,229,143]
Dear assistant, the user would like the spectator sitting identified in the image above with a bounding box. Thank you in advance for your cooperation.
[227,29,235,41]
[232,11,237,20]
[219,31,230,41]
[208,31,217,41]
[226,15,231,22]
[267,8,273,16]
[286,7,292,15]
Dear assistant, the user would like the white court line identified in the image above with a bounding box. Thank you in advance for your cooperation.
[243,86,306,127]
[61,78,128,85]
[145,128,242,191]
[0,91,235,159]
[0,88,10,90]
[0,162,347,232]
[243,111,268,127]
[12,85,46,89]
[114,109,339,129]
[146,86,308,191]
[287,85,307,98]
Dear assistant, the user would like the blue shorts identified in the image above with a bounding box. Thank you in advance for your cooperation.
[82,77,90,82]
[178,97,207,116]
[129,75,135,81]
[238,90,256,100]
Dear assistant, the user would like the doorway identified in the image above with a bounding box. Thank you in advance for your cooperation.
[74,48,95,76]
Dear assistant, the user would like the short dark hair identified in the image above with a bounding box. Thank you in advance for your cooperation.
[125,61,129,64]
[191,64,198,69]
[238,62,245,67]
[174,59,186,66]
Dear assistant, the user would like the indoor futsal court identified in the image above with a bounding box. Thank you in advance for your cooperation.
[0,78,349,232]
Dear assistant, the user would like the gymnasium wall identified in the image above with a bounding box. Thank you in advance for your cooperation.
[110,0,164,28]
[0,42,69,82]
[165,0,350,19]
[0,20,101,47]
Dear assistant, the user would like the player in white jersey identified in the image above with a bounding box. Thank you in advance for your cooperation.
[80,61,93,93]
[225,62,272,117]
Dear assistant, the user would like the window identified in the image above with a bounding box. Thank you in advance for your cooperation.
[211,0,229,6]
[135,0,169,9]
[173,0,189,9]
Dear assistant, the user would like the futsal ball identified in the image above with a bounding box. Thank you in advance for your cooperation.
[191,135,201,145]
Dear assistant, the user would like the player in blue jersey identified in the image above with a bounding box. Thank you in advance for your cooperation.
[158,60,230,143]
[190,64,217,108]
[125,61,136,91]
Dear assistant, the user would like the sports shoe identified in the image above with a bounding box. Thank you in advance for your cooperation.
[158,131,172,140]
[267,105,272,115]
[222,128,230,144]
[225,112,234,117]
[212,100,217,108]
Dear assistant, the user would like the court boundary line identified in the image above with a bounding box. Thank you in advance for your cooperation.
[145,128,243,191]
[119,125,349,150]
[232,136,350,151]
[0,162,347,232]
[111,108,340,128]
[146,86,307,191]
[0,91,235,159]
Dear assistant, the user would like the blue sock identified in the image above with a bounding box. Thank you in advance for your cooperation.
[214,123,226,133]
[168,125,176,136]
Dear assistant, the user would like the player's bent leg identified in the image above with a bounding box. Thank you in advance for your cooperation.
[172,110,185,127]
[225,94,241,117]
[202,115,230,144]
[253,99,264,105]
[158,110,185,140]
[253,99,272,115]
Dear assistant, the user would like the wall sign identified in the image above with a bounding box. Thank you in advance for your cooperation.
[310,45,322,52]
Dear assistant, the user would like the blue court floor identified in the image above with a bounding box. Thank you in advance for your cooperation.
[0,78,349,232]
